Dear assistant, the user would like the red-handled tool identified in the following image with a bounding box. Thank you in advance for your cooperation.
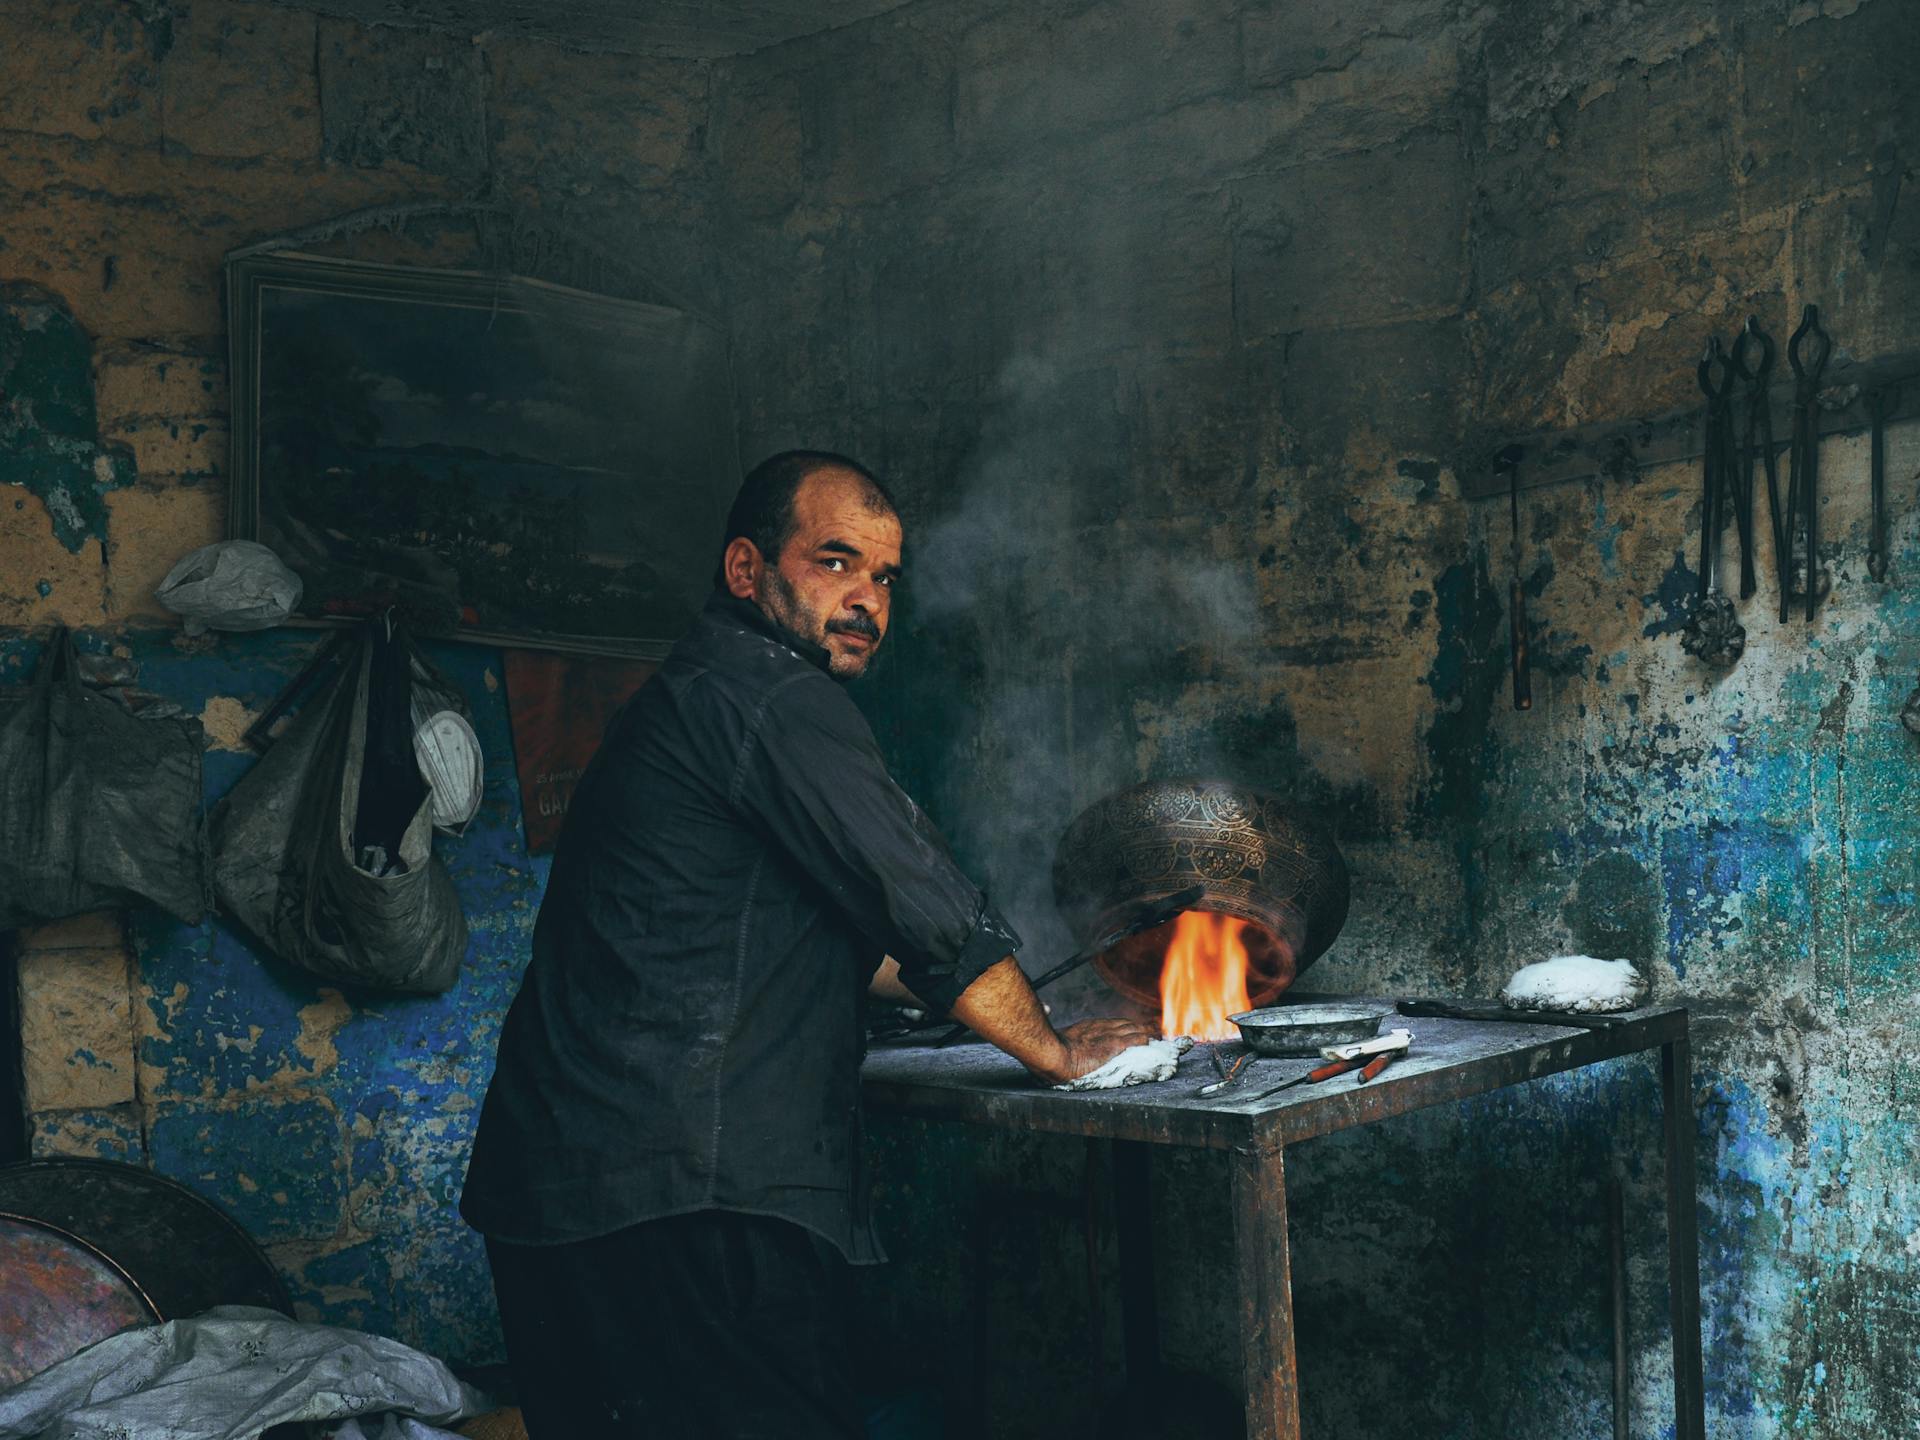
[1355,1049,1399,1084]
[1244,1056,1365,1104]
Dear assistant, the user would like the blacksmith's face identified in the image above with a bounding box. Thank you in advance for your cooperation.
[755,470,903,681]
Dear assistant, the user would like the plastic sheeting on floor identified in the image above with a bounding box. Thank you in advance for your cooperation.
[0,1306,490,1440]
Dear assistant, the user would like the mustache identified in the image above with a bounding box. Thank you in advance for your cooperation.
[826,614,881,643]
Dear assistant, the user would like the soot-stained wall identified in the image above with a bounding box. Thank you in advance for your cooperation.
[708,1,1920,1435]
[4,0,1918,1431]
[0,0,716,1362]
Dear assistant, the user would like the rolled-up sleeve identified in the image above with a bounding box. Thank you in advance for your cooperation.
[728,672,1021,1013]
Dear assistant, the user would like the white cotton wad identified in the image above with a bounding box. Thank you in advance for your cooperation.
[1052,1035,1195,1091]
[1500,955,1649,1013]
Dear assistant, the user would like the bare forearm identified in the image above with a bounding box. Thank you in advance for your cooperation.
[945,955,1070,1083]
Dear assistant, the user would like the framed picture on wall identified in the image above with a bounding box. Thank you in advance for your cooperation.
[226,252,737,659]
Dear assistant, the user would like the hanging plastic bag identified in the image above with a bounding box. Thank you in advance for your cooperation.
[0,629,209,928]
[155,540,303,634]
[210,622,468,993]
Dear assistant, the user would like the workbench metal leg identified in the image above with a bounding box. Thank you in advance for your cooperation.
[1110,1140,1161,1412]
[1662,1035,1706,1440]
[1231,1141,1301,1440]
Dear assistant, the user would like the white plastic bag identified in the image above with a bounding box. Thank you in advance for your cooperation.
[155,540,303,634]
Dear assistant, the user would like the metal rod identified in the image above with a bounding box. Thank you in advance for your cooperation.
[932,885,1204,1047]
[1661,1033,1707,1440]
[1804,410,1819,623]
[1780,423,1800,625]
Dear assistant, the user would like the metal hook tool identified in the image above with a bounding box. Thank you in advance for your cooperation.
[1681,338,1746,667]
[1784,304,1833,623]
[1730,316,1784,603]
[1698,338,1754,597]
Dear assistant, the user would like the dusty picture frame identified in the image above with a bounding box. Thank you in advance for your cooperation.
[225,251,737,660]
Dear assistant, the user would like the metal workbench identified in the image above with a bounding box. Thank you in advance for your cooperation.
[862,1001,1704,1440]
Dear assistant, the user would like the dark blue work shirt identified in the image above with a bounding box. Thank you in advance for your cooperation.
[460,592,1019,1262]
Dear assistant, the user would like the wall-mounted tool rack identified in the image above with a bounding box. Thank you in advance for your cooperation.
[1458,348,1920,501]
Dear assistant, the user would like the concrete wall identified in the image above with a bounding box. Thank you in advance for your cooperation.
[0,0,716,1362]
[707,1,1920,1435]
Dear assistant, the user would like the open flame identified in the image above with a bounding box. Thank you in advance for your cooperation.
[1158,910,1254,1041]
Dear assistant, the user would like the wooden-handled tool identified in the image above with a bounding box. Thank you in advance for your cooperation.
[1244,1055,1366,1104]
[1355,1049,1399,1084]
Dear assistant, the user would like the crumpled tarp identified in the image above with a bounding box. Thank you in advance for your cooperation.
[0,1306,489,1440]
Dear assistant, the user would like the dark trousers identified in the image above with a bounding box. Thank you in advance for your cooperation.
[486,1210,864,1440]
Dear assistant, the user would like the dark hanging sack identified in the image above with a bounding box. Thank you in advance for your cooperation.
[0,629,209,929]
[210,624,468,994]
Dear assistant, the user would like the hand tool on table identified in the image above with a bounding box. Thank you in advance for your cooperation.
[931,884,1206,1047]
[1355,1048,1401,1084]
[1868,387,1890,584]
[1504,448,1532,711]
[1197,1046,1254,1097]
[1731,316,1784,599]
[1238,1028,1412,1103]
[1783,304,1833,623]
[1242,1055,1368,1102]
[1397,998,1633,1030]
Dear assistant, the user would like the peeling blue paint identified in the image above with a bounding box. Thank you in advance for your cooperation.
[0,285,136,551]
[7,623,543,1362]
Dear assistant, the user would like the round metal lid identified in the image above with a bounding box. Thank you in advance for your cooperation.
[0,1159,294,1324]
[0,1210,160,1388]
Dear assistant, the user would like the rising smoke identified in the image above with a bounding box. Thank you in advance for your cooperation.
[895,353,1267,997]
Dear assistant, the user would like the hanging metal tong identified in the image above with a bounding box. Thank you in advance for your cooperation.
[1681,338,1746,667]
[1729,316,1784,602]
[1782,304,1833,623]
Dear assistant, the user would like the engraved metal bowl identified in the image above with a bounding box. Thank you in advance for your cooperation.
[1051,778,1350,1010]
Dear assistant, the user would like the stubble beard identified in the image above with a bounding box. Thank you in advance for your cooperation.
[760,567,873,681]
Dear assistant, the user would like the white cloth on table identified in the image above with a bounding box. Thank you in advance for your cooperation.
[1052,1035,1194,1091]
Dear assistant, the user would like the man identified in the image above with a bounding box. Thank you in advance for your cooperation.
[461,450,1153,1438]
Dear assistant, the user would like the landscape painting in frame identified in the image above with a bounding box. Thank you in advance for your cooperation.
[227,252,737,659]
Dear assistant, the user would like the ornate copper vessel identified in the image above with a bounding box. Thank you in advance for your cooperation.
[1051,778,1350,1009]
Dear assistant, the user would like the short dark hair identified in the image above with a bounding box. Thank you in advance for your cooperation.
[715,450,897,584]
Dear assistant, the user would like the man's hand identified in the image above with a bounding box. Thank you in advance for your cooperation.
[1051,1018,1159,1084]
[945,956,1159,1085]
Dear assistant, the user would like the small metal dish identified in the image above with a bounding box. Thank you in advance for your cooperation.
[1228,1004,1385,1057]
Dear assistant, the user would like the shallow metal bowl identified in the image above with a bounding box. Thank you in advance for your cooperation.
[1228,1004,1385,1057]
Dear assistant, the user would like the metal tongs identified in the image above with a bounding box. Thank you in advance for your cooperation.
[930,885,1206,1047]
